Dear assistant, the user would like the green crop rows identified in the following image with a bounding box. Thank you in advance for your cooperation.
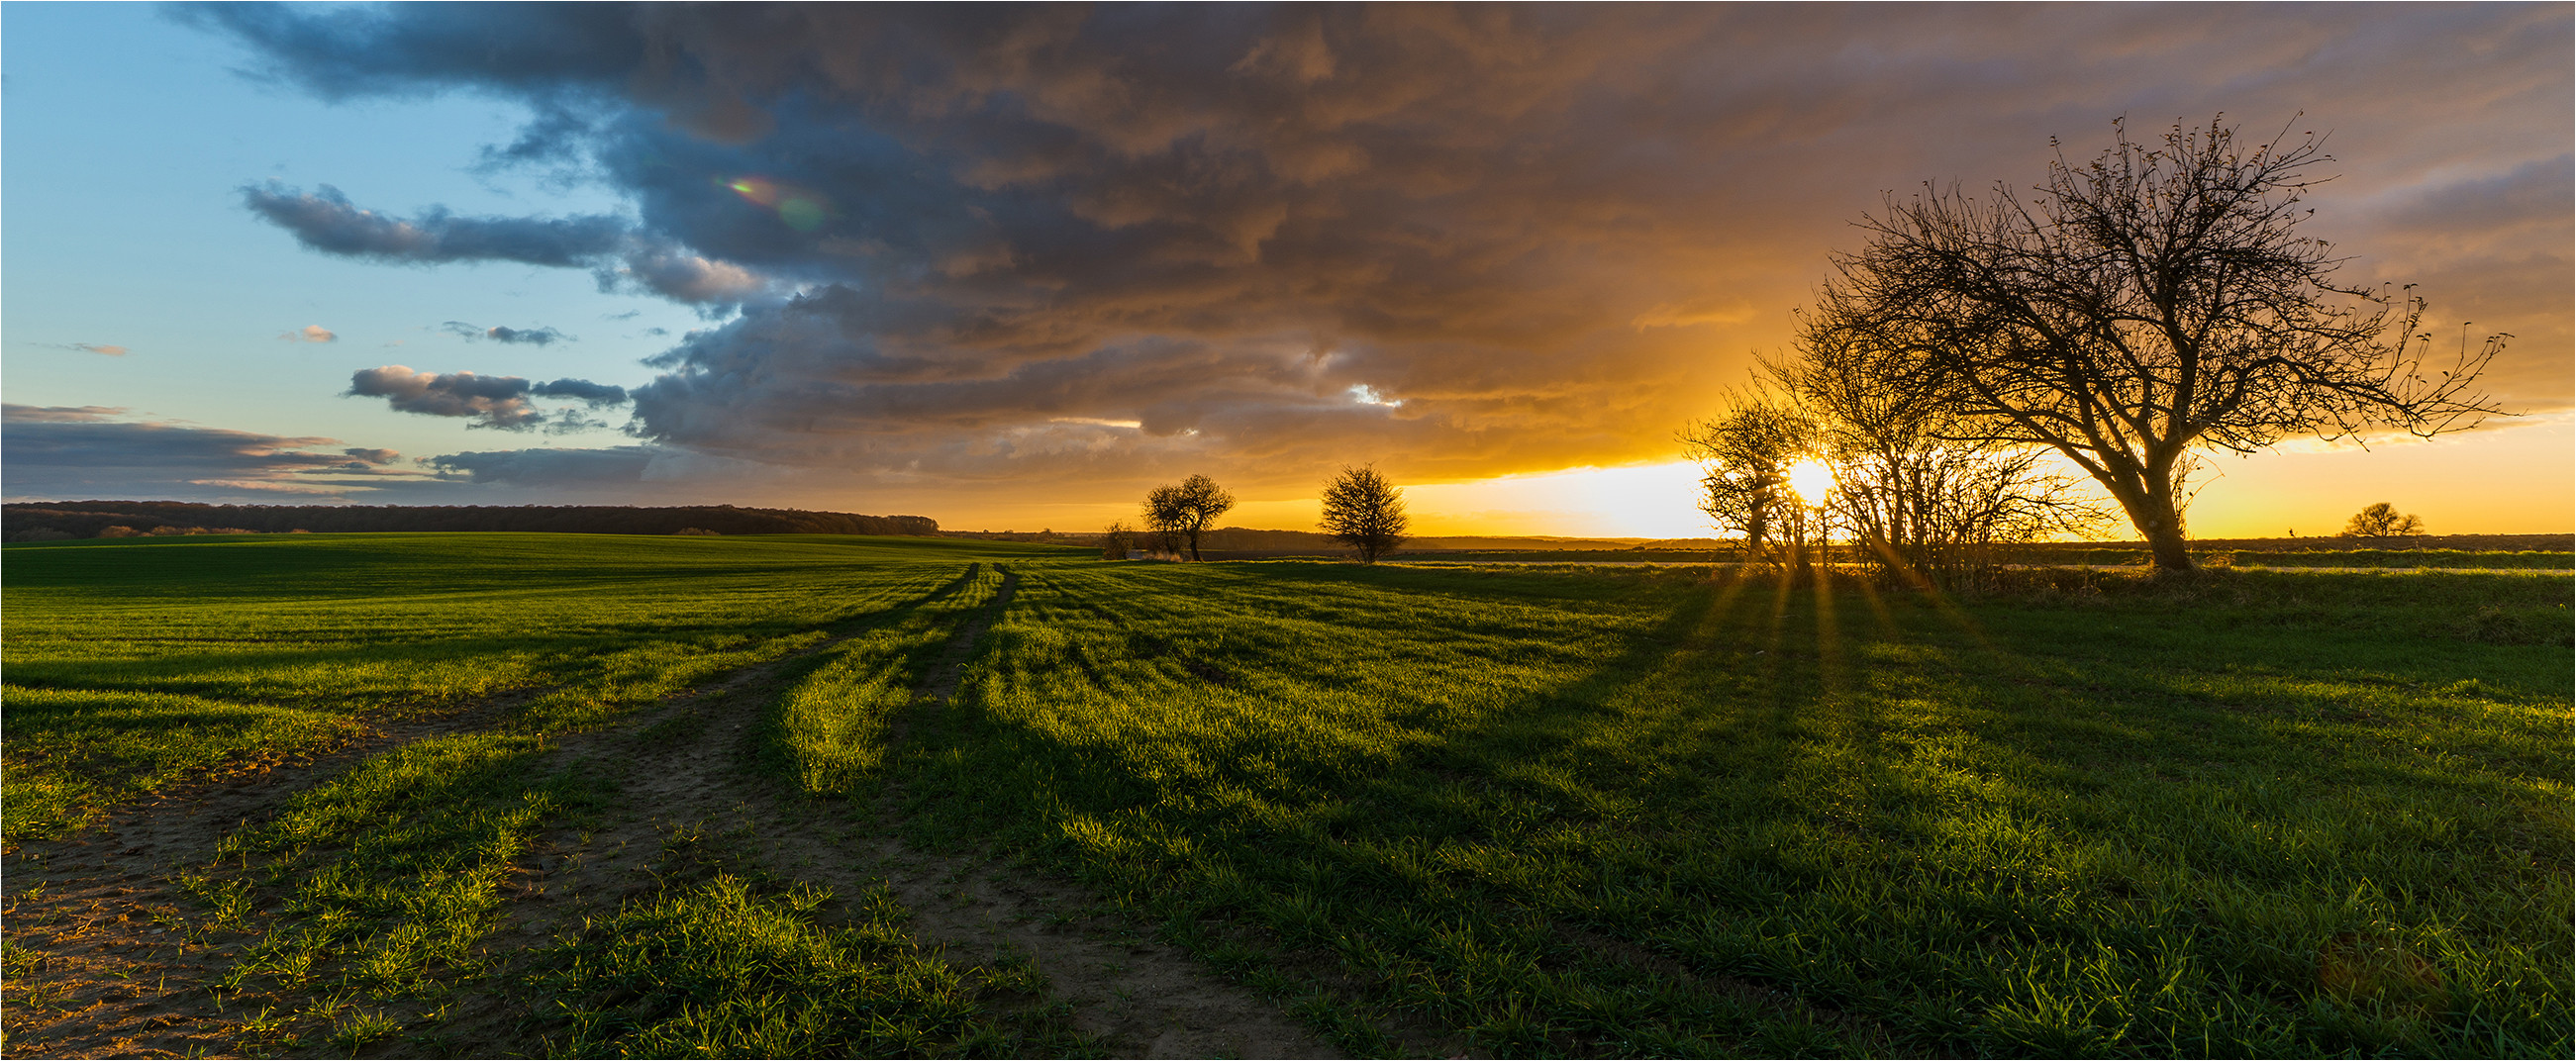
[5,533,2569,1057]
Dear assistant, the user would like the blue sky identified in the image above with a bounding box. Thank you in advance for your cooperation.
[6,3,701,496]
[5,4,2568,535]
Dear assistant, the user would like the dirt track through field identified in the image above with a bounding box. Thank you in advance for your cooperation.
[6,562,1343,1058]
[1,690,559,1058]
[459,563,1338,1058]
[862,567,1343,1057]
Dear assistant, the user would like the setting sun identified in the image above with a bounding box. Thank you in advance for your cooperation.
[1786,459,1835,507]
[2,7,2566,1059]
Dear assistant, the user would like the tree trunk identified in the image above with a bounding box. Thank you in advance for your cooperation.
[2107,477,2195,573]
[2139,519,2193,572]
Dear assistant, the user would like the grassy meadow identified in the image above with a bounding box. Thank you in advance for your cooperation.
[2,532,1056,841]
[3,532,2569,1057]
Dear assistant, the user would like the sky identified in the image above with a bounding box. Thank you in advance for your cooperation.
[5,3,2569,537]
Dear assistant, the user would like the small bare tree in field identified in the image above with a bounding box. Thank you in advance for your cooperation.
[2342,503,2425,537]
[1143,474,1235,561]
[1319,464,1409,562]
[1808,116,2503,572]
[1681,399,1819,568]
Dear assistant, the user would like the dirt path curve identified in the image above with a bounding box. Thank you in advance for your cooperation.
[9,561,1350,1058]
[440,562,1342,1058]
[1,564,975,1058]
[862,567,1344,1058]
[2,688,562,1059]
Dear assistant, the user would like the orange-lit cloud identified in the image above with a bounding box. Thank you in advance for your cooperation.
[194,5,2569,530]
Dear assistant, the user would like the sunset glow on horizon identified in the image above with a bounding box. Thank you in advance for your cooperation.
[5,5,2566,537]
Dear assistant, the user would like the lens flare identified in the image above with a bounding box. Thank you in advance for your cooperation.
[721,175,834,232]
[727,176,780,207]
[1787,458,1834,505]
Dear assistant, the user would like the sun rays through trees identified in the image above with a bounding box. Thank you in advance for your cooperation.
[1787,116,2504,572]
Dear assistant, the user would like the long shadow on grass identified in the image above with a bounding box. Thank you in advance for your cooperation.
[902,566,2571,1057]
[899,567,1880,1053]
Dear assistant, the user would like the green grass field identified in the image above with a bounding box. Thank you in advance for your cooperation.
[4,533,2568,1057]
[2024,547,2574,571]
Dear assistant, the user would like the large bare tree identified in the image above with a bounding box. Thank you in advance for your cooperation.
[1810,117,2503,571]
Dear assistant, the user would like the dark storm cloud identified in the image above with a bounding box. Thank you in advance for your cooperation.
[203,3,2573,493]
[242,184,766,304]
[534,378,630,406]
[442,321,571,345]
[425,445,660,486]
[0,404,433,500]
[347,365,629,430]
[244,184,626,266]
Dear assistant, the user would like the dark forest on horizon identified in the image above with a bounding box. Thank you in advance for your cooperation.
[0,501,940,541]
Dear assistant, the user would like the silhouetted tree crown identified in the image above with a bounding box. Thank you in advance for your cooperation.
[1806,116,2502,572]
[1681,399,1816,567]
[1143,474,1235,561]
[1319,464,1409,563]
[1759,335,2106,585]
[2342,502,2425,537]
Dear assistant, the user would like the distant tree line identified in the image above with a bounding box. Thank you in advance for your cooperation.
[0,502,939,541]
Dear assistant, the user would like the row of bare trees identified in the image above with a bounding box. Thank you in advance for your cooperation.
[1103,465,1410,562]
[1692,116,2502,580]
[1685,351,2107,585]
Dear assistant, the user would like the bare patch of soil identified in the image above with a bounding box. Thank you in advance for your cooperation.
[2,691,553,1058]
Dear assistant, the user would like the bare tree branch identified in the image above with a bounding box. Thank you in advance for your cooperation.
[1808,116,2505,571]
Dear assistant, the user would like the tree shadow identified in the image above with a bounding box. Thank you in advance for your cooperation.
[885,564,2570,1055]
